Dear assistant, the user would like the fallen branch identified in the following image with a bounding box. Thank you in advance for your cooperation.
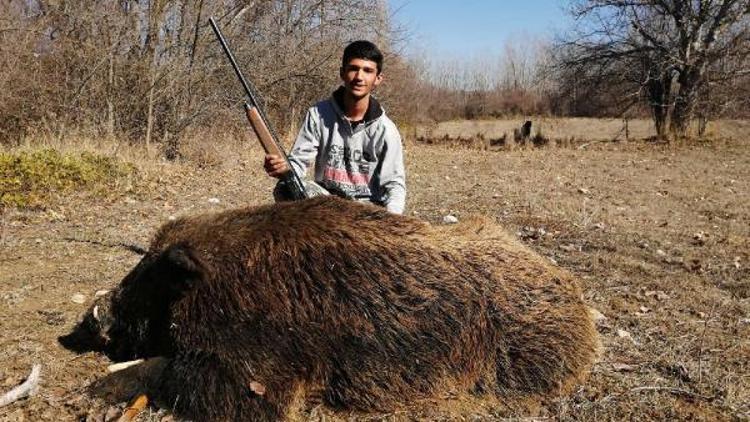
[0,364,42,407]
[108,359,145,373]
[117,394,149,422]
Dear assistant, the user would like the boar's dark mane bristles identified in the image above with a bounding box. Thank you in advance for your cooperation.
[62,196,598,421]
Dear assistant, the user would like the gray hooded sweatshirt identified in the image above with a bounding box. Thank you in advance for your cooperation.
[287,88,406,214]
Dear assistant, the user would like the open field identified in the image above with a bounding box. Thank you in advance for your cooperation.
[417,117,750,143]
[1,119,749,420]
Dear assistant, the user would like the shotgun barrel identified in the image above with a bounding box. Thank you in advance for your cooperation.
[208,17,308,200]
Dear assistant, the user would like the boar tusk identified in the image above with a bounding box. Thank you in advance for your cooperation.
[0,364,42,407]
[107,359,145,373]
[92,305,99,321]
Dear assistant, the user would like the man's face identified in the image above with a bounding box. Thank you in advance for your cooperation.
[340,58,383,100]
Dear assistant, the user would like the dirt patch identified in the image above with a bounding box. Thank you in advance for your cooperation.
[1,131,749,420]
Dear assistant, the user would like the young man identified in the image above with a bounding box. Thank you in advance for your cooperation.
[264,40,406,214]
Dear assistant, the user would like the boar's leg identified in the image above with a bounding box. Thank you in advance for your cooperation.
[154,350,296,422]
[493,303,598,395]
[323,350,434,412]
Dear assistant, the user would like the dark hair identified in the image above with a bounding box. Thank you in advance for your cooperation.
[342,40,383,74]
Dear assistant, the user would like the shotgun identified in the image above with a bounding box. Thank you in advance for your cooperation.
[208,17,308,200]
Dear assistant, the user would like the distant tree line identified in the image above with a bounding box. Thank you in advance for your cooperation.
[0,0,392,148]
[1,0,748,148]
[411,0,750,140]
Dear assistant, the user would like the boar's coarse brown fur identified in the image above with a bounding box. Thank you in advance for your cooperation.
[61,196,598,421]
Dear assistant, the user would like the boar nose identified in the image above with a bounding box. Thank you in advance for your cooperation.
[58,329,107,353]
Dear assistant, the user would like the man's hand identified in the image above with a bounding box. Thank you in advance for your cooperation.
[264,154,290,178]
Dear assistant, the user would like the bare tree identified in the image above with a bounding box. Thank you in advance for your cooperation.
[554,0,750,138]
[0,0,396,150]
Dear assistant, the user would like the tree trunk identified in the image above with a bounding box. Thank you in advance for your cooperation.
[143,0,164,148]
[107,49,115,139]
[670,67,703,137]
[646,71,672,139]
[145,69,155,148]
[652,103,667,138]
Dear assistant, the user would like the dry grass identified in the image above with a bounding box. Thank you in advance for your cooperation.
[0,120,748,421]
[0,149,137,210]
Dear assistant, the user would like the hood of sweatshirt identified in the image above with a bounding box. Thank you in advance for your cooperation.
[331,86,384,128]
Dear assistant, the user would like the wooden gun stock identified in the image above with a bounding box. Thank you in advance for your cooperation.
[244,104,284,157]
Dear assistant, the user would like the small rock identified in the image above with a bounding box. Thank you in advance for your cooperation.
[656,249,667,256]
[492,193,500,199]
[638,241,650,249]
[588,307,607,324]
[733,256,741,270]
[578,187,590,194]
[739,318,750,325]
[168,215,177,221]
[639,305,650,313]
[208,197,221,204]
[35,238,42,244]
[71,293,86,304]
[442,215,459,224]
[593,222,605,230]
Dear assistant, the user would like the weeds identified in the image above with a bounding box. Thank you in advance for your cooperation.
[0,149,136,209]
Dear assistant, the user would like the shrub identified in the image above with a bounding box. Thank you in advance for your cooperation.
[0,149,136,209]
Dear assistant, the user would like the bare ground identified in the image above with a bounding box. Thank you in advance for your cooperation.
[1,127,748,421]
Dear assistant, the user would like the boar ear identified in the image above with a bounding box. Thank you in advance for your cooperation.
[166,244,203,274]
[160,244,205,294]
